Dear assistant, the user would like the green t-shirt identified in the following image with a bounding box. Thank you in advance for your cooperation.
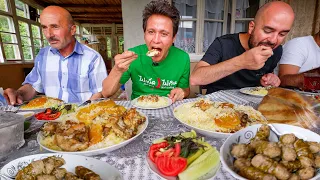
[120,44,190,100]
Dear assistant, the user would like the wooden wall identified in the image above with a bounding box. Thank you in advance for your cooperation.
[0,63,34,89]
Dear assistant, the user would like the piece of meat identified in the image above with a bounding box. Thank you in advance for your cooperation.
[36,175,57,180]
[307,142,320,154]
[65,172,82,180]
[75,166,101,180]
[42,122,58,136]
[298,167,314,180]
[280,134,296,145]
[282,146,297,161]
[251,154,291,180]
[231,144,253,159]
[51,168,67,179]
[42,156,65,174]
[234,158,276,180]
[55,121,89,151]
[315,154,320,168]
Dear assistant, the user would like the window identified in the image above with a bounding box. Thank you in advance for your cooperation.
[31,24,41,55]
[173,0,263,54]
[106,36,111,59]
[15,0,29,19]
[0,15,21,60]
[0,0,9,12]
[19,21,32,60]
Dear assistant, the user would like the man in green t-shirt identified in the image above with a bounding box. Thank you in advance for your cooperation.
[102,0,190,102]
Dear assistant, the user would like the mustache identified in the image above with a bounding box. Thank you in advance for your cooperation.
[48,37,59,42]
[258,41,275,48]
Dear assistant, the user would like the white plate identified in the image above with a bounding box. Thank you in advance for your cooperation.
[17,111,35,120]
[37,112,148,156]
[0,153,123,179]
[239,87,268,97]
[131,96,172,109]
[146,154,221,180]
[220,124,320,180]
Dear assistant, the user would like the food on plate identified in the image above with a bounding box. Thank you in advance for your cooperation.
[174,99,266,133]
[258,87,318,128]
[20,96,63,110]
[146,49,160,57]
[40,99,146,151]
[230,124,320,180]
[16,156,101,180]
[135,95,169,108]
[148,130,220,179]
[35,104,77,120]
[243,87,270,96]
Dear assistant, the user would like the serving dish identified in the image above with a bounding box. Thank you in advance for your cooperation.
[173,99,266,138]
[0,153,123,179]
[220,123,320,180]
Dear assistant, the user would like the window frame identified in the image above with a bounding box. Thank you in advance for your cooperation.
[0,0,44,63]
[172,0,266,59]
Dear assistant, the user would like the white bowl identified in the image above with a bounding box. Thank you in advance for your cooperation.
[220,123,320,180]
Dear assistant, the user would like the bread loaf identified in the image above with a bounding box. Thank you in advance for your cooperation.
[258,87,318,128]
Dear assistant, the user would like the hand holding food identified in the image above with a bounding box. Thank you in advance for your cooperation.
[113,51,137,73]
[241,46,273,70]
[148,130,220,180]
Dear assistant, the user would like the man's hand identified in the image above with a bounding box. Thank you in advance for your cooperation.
[168,88,185,103]
[3,88,23,105]
[260,73,281,87]
[113,51,138,73]
[241,46,273,70]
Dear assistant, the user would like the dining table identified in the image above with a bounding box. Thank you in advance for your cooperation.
[0,89,265,180]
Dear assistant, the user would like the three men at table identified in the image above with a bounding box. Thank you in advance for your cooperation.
[190,1,295,94]
[4,6,107,104]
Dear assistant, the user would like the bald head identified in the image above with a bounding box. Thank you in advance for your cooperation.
[41,6,74,27]
[247,1,295,50]
[255,1,294,25]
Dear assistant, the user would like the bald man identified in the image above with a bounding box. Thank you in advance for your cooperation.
[190,1,295,94]
[4,6,107,104]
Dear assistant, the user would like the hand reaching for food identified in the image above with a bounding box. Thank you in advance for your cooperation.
[260,73,280,87]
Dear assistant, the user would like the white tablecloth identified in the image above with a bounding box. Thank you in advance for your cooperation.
[0,89,264,180]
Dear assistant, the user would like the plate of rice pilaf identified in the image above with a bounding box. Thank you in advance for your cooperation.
[37,99,148,156]
[131,95,172,109]
[173,99,267,138]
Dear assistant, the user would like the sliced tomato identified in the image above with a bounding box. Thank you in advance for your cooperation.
[150,142,169,150]
[155,155,187,176]
[35,112,46,119]
[174,143,181,157]
[46,111,61,120]
[45,108,52,114]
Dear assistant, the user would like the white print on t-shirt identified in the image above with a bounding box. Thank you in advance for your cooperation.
[138,75,177,89]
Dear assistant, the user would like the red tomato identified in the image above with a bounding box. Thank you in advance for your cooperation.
[174,143,181,157]
[45,108,52,114]
[46,111,61,120]
[150,142,169,150]
[155,155,187,176]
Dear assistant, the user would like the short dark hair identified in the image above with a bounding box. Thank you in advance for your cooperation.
[142,0,180,37]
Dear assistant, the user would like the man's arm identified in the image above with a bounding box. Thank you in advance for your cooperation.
[190,46,273,86]
[101,51,137,98]
[101,69,122,97]
[4,84,37,105]
[279,64,304,88]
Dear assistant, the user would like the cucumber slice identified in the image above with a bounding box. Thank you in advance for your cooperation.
[178,148,220,180]
[181,130,197,138]
[187,148,204,165]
